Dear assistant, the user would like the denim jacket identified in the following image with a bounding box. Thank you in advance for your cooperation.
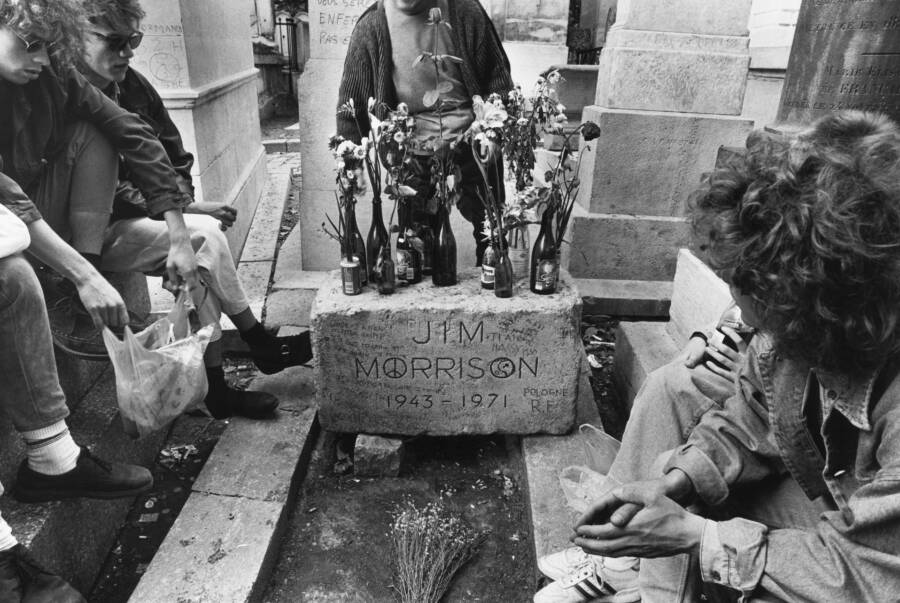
[665,333,900,601]
[0,65,189,222]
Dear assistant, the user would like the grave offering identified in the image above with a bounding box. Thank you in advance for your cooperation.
[571,0,754,282]
[776,0,900,126]
[311,269,582,435]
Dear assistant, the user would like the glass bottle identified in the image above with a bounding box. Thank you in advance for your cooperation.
[346,202,368,286]
[702,303,756,369]
[395,201,421,285]
[376,243,396,295]
[420,225,435,276]
[366,195,389,285]
[431,204,457,286]
[494,246,513,298]
[481,242,497,290]
[530,205,559,294]
[508,225,530,282]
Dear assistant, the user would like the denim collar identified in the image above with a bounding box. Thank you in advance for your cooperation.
[812,367,880,432]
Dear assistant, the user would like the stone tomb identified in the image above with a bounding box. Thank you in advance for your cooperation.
[311,269,582,435]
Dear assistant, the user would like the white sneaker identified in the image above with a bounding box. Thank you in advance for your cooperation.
[538,547,591,581]
[534,555,640,603]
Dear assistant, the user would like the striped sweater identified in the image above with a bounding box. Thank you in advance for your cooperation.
[336,0,514,142]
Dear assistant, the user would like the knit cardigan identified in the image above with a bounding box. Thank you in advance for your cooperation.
[336,0,514,142]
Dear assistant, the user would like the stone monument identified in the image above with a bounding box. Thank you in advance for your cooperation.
[569,0,754,282]
[134,0,267,257]
[776,0,900,127]
[311,270,582,435]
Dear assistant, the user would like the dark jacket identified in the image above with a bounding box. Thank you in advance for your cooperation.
[665,333,900,601]
[98,67,195,218]
[336,0,514,142]
[0,66,189,223]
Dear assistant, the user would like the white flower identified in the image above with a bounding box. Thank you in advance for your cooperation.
[547,70,561,84]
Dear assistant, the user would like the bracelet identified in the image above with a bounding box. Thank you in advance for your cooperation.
[690,331,708,343]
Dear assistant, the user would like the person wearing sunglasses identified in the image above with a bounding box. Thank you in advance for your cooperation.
[75,0,313,421]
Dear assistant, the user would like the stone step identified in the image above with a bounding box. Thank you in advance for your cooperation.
[576,277,671,319]
[0,369,167,594]
[128,367,318,603]
[613,248,731,411]
[521,356,602,571]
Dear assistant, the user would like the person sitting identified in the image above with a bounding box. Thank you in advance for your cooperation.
[535,303,751,603]
[74,0,313,418]
[571,111,900,602]
[337,0,514,265]
[0,162,153,603]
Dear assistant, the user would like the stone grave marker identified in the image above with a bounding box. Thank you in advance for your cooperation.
[311,269,582,435]
[777,0,900,126]
[569,0,754,282]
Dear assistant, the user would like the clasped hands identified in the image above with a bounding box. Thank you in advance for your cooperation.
[571,470,706,559]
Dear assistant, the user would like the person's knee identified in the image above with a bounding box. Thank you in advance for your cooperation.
[0,255,43,307]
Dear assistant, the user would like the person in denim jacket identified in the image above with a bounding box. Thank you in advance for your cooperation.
[573,112,900,602]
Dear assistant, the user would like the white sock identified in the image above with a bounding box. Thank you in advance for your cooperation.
[21,421,81,476]
[0,512,17,552]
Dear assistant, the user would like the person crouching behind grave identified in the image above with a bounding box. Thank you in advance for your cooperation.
[66,0,312,419]
[337,0,514,266]
[569,111,900,602]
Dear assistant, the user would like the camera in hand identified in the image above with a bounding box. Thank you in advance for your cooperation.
[703,305,755,370]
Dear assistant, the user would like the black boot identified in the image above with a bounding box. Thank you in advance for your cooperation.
[204,367,279,419]
[241,326,313,375]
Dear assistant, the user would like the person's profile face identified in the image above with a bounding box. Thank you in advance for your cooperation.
[0,26,50,85]
[81,19,141,86]
[387,0,435,15]
[729,285,762,330]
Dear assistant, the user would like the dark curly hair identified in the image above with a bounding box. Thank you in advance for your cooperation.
[0,0,85,66]
[80,0,144,32]
[691,111,900,374]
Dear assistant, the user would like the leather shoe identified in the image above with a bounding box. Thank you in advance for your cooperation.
[0,544,85,602]
[12,448,153,503]
[205,389,279,420]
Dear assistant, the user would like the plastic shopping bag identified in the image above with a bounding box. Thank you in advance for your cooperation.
[102,290,213,438]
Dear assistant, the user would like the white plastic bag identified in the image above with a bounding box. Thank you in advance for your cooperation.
[102,291,213,438]
[558,465,618,513]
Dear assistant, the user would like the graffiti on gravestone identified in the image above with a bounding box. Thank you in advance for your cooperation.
[308,0,375,60]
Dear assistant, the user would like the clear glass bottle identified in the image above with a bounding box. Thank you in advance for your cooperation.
[494,247,513,298]
[508,225,530,282]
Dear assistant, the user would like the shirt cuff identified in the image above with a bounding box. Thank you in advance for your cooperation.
[699,520,731,586]
[663,445,730,506]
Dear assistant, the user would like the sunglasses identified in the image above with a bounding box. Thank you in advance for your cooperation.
[90,30,143,53]
[13,30,48,53]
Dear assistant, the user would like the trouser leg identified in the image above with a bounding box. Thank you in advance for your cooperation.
[27,122,117,254]
[0,255,70,432]
[605,359,736,602]
[100,214,249,343]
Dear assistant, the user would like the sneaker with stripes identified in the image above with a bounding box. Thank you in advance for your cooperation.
[533,555,640,603]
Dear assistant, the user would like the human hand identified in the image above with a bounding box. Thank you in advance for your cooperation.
[76,273,129,328]
[572,479,705,559]
[166,238,199,292]
[703,325,749,380]
[682,336,708,368]
[186,202,237,230]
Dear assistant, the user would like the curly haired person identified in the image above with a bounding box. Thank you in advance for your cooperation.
[568,111,900,602]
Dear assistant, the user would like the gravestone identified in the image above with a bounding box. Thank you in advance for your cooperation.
[776,0,900,127]
[134,0,266,257]
[311,269,582,435]
[569,0,754,282]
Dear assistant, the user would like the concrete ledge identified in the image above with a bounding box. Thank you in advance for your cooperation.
[613,321,678,411]
[576,278,672,318]
[262,139,302,153]
[129,367,318,603]
[0,371,166,593]
[521,356,601,574]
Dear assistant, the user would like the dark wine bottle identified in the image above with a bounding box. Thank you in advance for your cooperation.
[346,202,368,286]
[494,247,513,298]
[481,242,497,290]
[377,243,396,294]
[366,195,389,285]
[530,205,559,294]
[420,225,435,276]
[431,205,457,286]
